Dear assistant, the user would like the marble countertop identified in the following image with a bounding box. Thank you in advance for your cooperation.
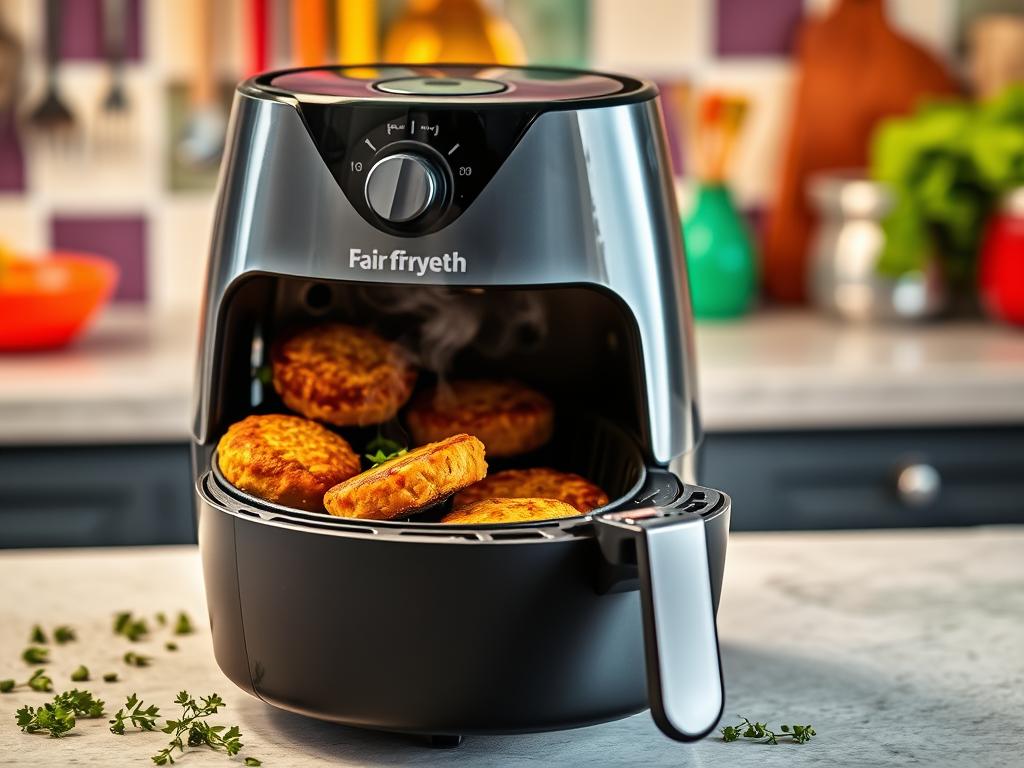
[1,307,1024,444]
[0,527,1021,767]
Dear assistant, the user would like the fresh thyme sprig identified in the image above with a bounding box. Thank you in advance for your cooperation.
[15,689,105,738]
[721,715,816,745]
[109,693,160,735]
[152,691,253,766]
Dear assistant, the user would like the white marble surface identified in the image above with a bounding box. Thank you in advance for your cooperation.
[0,528,1021,767]
[2,307,1024,444]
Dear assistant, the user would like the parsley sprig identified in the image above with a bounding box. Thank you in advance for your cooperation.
[15,689,105,738]
[721,715,816,745]
[109,693,160,734]
[153,691,242,765]
[365,435,408,468]
[1,670,53,694]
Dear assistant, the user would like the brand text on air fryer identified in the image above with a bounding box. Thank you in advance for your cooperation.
[349,248,466,277]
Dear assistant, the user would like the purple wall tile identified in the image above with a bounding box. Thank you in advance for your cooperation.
[59,0,143,61]
[0,113,25,192]
[716,0,803,57]
[51,215,148,302]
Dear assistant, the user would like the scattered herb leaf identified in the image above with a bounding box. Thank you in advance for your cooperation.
[28,670,53,692]
[53,626,76,644]
[103,673,119,683]
[15,689,104,738]
[245,759,262,766]
[155,612,167,627]
[173,612,194,636]
[123,651,153,668]
[22,646,49,665]
[71,665,89,682]
[109,693,161,735]
[152,691,250,765]
[165,642,178,652]
[114,611,149,642]
[30,625,47,644]
[721,716,816,745]
[0,679,14,693]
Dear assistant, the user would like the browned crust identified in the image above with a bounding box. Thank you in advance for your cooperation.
[441,497,580,525]
[405,380,553,457]
[216,414,361,511]
[323,433,487,520]
[453,468,609,513]
[271,323,417,427]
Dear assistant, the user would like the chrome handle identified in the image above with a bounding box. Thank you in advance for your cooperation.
[895,462,941,508]
[595,508,724,742]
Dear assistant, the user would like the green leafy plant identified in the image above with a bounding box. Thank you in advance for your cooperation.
[22,646,49,665]
[109,693,161,734]
[871,84,1024,280]
[151,691,257,766]
[365,435,408,467]
[721,715,816,745]
[15,689,105,738]
[114,611,150,642]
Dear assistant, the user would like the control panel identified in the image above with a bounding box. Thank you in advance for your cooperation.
[298,103,538,235]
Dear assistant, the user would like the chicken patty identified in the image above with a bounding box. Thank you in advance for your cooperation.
[217,414,361,511]
[272,323,417,427]
[405,380,553,457]
[454,468,609,513]
[441,497,580,525]
[323,434,487,521]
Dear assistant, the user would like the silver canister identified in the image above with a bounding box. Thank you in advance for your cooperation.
[808,172,946,322]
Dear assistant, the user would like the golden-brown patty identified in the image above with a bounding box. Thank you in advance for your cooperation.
[217,414,361,511]
[405,380,553,457]
[323,434,487,520]
[272,323,417,427]
[441,497,580,525]
[454,468,609,513]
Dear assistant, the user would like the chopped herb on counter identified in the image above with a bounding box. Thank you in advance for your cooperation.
[0,679,14,693]
[114,611,149,642]
[245,759,262,766]
[173,612,194,636]
[123,651,152,668]
[155,611,168,627]
[165,642,178,652]
[103,673,119,683]
[151,691,252,766]
[109,693,160,734]
[28,670,53,692]
[53,626,76,644]
[71,665,89,682]
[721,715,816,745]
[29,625,47,644]
[22,646,49,665]
[15,689,104,738]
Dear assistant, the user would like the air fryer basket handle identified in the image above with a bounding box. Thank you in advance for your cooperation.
[595,509,725,742]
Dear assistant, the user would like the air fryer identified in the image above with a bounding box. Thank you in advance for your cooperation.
[192,65,731,746]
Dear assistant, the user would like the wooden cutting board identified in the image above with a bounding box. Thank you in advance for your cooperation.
[762,0,959,303]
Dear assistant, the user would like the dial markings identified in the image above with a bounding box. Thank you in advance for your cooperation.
[364,138,377,151]
[447,143,460,156]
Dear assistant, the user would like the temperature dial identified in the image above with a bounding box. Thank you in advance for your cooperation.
[364,153,440,223]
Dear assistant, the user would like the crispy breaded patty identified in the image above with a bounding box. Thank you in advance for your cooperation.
[217,414,361,511]
[453,468,609,513]
[272,323,417,427]
[323,434,487,520]
[405,380,553,457]
[441,497,580,525]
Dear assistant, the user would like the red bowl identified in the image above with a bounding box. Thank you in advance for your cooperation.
[0,252,120,351]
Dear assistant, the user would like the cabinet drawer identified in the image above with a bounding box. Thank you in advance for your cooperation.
[0,444,194,548]
[700,427,1024,530]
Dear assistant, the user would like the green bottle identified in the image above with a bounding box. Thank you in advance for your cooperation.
[682,183,758,319]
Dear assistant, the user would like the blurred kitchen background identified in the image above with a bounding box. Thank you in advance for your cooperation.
[0,0,1022,547]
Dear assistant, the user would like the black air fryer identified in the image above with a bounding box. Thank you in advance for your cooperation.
[192,65,731,745]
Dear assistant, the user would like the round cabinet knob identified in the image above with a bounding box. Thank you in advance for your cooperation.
[364,153,439,223]
[895,463,942,508]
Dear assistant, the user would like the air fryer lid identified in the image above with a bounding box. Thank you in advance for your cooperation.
[257,65,653,106]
